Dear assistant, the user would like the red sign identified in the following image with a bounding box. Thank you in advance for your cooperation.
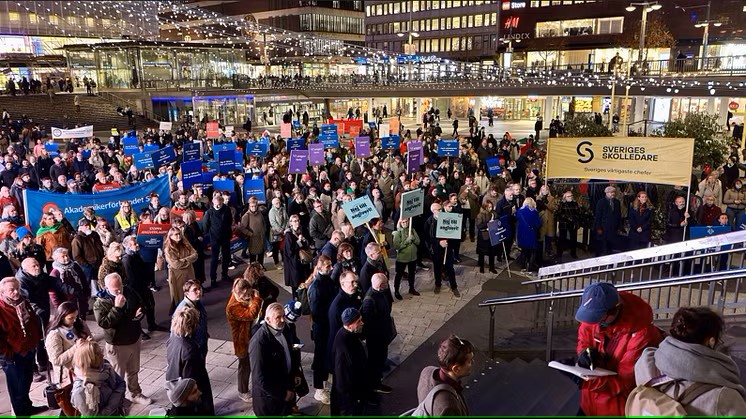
[504,17,520,30]
[137,223,171,236]
[169,209,204,223]
[207,121,220,139]
[730,101,740,110]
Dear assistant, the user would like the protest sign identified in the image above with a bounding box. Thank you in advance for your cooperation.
[246,141,268,157]
[181,160,202,189]
[320,137,339,149]
[159,121,172,132]
[218,150,235,174]
[407,148,422,173]
[436,212,463,239]
[143,143,159,153]
[281,123,292,139]
[488,216,511,246]
[355,136,371,157]
[133,152,154,170]
[207,122,220,138]
[244,178,266,204]
[485,157,503,177]
[389,118,400,134]
[289,150,308,174]
[400,189,425,219]
[212,142,236,160]
[213,179,234,192]
[308,143,325,165]
[122,136,139,156]
[152,145,176,168]
[437,140,459,157]
[201,172,215,188]
[349,125,361,137]
[340,195,380,228]
[136,223,170,250]
[689,226,732,239]
[408,140,424,164]
[379,123,390,139]
[287,138,305,151]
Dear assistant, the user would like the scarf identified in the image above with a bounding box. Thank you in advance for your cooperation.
[53,260,84,287]
[1,295,31,337]
[36,221,61,236]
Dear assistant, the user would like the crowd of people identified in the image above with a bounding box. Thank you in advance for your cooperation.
[0,103,744,417]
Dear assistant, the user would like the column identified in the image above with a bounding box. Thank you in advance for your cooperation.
[718,98,729,127]
[544,96,553,123]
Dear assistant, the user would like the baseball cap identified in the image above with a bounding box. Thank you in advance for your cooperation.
[575,282,619,323]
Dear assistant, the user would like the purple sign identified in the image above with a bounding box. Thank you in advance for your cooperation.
[408,140,424,164]
[308,143,325,166]
[355,136,371,158]
[288,150,308,174]
[408,148,422,173]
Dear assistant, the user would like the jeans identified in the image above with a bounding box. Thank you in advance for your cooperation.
[726,207,744,228]
[237,355,250,394]
[1,351,35,416]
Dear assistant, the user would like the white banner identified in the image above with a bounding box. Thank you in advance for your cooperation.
[159,121,172,131]
[51,126,93,139]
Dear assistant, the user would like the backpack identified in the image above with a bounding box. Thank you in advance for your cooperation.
[625,376,718,416]
[400,384,458,417]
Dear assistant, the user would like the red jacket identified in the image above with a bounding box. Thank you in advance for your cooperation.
[0,298,42,358]
[576,292,663,416]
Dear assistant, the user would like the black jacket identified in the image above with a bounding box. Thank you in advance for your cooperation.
[320,241,338,265]
[122,250,155,307]
[203,205,232,244]
[16,268,69,322]
[308,273,338,335]
[359,258,388,296]
[331,328,368,409]
[249,323,299,416]
[361,287,394,345]
[326,289,362,368]
[165,335,214,415]
[92,286,144,345]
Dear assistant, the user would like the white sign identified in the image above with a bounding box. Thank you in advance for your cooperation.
[225,126,234,134]
[159,121,172,132]
[379,123,390,139]
[51,126,93,139]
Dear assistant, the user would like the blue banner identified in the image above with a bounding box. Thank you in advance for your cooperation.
[381,135,400,150]
[485,157,503,177]
[321,124,338,137]
[438,140,459,157]
[201,172,215,188]
[23,175,171,232]
[244,178,266,204]
[287,138,305,151]
[213,142,237,160]
[218,150,234,175]
[246,141,268,157]
[368,122,377,129]
[292,119,301,129]
[181,160,202,189]
[320,138,339,149]
[133,152,154,170]
[690,225,732,239]
[44,143,59,152]
[488,216,512,245]
[143,143,159,153]
[122,136,139,156]
[183,141,201,162]
[152,145,176,168]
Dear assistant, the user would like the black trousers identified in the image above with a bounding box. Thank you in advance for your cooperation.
[432,251,457,289]
[249,253,265,265]
[394,261,416,292]
[311,325,329,389]
[210,240,231,283]
[237,355,250,394]
[557,228,578,256]
[367,341,388,387]
[478,254,495,271]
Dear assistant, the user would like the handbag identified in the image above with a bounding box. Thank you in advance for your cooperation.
[294,366,310,398]
[44,363,60,409]
[296,285,312,316]
[298,248,314,264]
[46,364,79,417]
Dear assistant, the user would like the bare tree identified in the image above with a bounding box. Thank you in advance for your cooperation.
[619,14,676,62]
[534,37,568,69]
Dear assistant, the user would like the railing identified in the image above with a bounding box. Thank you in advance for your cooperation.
[97,91,163,123]
[479,230,746,361]
[626,119,666,137]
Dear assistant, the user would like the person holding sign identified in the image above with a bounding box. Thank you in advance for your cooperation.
[392,218,420,299]
[425,203,459,297]
[517,198,542,275]
[476,202,497,274]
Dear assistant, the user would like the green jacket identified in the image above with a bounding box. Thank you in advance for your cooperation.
[393,226,420,263]
[93,286,144,346]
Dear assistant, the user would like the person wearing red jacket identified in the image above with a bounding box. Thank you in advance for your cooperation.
[575,282,663,416]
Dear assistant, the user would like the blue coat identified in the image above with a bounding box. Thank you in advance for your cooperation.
[516,207,541,250]
[628,205,653,245]
[594,197,622,239]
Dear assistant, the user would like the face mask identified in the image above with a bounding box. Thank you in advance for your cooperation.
[737,185,742,190]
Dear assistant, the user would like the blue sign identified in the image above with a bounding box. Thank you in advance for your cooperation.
[321,124,338,137]
[213,142,237,160]
[368,122,377,129]
[244,178,266,204]
[437,140,459,157]
[320,138,339,149]
[485,157,503,177]
[123,136,139,156]
[292,119,301,129]
[381,135,400,150]
[152,145,176,168]
[246,141,268,157]
[234,150,244,171]
[213,179,234,202]
[206,161,218,173]
[287,138,305,151]
[143,143,159,153]
[690,226,732,239]
[488,216,512,245]
[181,160,202,189]
[44,143,59,152]
[133,152,154,170]
[183,141,201,162]
[218,150,234,175]
[23,175,171,232]
[81,149,91,159]
[201,172,215,187]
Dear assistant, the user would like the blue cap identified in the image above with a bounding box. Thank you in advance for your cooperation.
[15,226,31,239]
[284,300,302,323]
[341,307,361,326]
[575,282,619,323]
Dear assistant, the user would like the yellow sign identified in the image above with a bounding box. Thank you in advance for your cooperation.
[546,137,695,186]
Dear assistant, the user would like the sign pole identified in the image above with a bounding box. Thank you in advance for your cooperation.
[443,242,448,265]
[365,222,380,244]
[408,219,412,238]
[502,242,512,278]
[683,187,691,242]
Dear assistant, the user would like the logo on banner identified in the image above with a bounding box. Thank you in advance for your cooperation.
[576,140,594,163]
[52,128,62,138]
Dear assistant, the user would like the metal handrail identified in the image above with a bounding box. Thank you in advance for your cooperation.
[97,91,163,123]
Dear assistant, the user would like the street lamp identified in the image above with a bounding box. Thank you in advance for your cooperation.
[396,1,420,81]
[626,2,663,63]
[682,1,724,68]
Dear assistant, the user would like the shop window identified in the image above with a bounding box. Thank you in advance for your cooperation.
[49,15,59,25]
[28,13,37,23]
[597,17,623,35]
[8,12,20,22]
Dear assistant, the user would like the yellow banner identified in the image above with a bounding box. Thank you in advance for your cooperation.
[546,137,695,186]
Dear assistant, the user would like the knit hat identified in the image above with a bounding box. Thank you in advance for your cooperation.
[15,226,31,238]
[166,378,197,407]
[284,300,303,323]
[341,307,361,326]
[575,282,619,323]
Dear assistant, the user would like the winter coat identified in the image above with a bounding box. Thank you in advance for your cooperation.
[203,205,232,245]
[37,226,73,260]
[122,250,155,304]
[393,225,419,263]
[698,179,723,208]
[516,207,541,250]
[225,293,263,358]
[416,366,469,416]
[308,273,337,340]
[249,323,300,416]
[93,286,144,346]
[165,335,215,415]
[164,243,197,305]
[458,184,480,219]
[268,206,288,242]
[326,289,362,369]
[309,210,333,250]
[97,257,126,288]
[537,195,558,238]
[723,188,746,211]
[175,297,209,358]
[240,210,267,255]
[361,287,394,344]
[0,297,41,358]
[556,200,581,231]
[17,268,68,322]
[331,327,368,412]
[664,204,688,243]
[282,229,310,288]
[577,292,663,416]
[359,258,388,296]
[594,197,622,240]
[72,232,105,267]
[628,205,653,245]
[698,204,723,226]
[475,209,495,256]
[50,262,90,316]
[70,361,125,416]
[634,336,746,416]
[330,257,358,286]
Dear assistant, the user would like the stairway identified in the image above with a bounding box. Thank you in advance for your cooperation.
[464,358,580,416]
[0,93,157,132]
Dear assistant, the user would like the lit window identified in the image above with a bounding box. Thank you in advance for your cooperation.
[85,17,95,27]
[433,0,440,9]
[475,14,483,27]
[452,16,461,29]
[453,0,461,6]
[432,19,439,30]
[49,15,59,25]
[102,18,110,27]
[67,16,77,25]
[413,1,419,11]
[8,12,20,22]
[28,13,37,23]
[394,2,400,13]
[366,5,371,16]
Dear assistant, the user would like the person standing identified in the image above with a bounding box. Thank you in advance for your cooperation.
[555,191,580,260]
[0,276,48,416]
[451,118,459,138]
[593,186,622,257]
[175,280,209,360]
[392,218,420,299]
[163,227,198,315]
[121,235,162,333]
[516,198,542,274]
[249,302,301,416]
[93,273,152,405]
[309,199,334,252]
[240,197,268,265]
[330,307,369,416]
[203,193,233,289]
[425,203,459,297]
[665,195,690,244]
[166,307,215,415]
[574,282,662,416]
[415,335,472,416]
[476,202,497,274]
[359,242,390,297]
[628,191,653,250]
[283,214,311,299]
[268,197,288,268]
[307,255,336,405]
[69,340,126,416]
[226,277,263,402]
[534,117,543,141]
[361,274,395,396]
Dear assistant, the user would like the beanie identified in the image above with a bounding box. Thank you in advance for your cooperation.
[166,378,197,407]
[15,226,31,239]
[341,307,361,326]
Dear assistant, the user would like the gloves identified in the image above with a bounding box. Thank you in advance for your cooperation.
[577,347,600,370]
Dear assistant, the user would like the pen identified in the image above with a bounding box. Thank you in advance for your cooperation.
[586,348,594,371]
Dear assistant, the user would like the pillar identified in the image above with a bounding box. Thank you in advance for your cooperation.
[718,98,730,127]
[544,96,553,123]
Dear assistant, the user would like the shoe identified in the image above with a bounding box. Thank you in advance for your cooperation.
[417,263,430,271]
[434,286,441,294]
[470,237,475,242]
[33,371,45,383]
[239,392,251,403]
[374,384,393,394]
[141,332,151,340]
[266,251,273,258]
[409,289,420,296]
[37,364,47,373]
[29,405,49,415]
[228,264,236,270]
[149,285,161,292]
[130,394,152,405]
[452,288,461,298]
[277,264,283,270]
[148,325,169,333]
[314,388,330,405]
[394,291,403,300]
[454,258,462,263]
[489,268,498,274]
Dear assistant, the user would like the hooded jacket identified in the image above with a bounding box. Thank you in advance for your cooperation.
[70,361,126,416]
[634,336,746,416]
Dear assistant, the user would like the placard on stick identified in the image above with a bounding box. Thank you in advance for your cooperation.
[340,195,380,228]
[400,189,425,219]
[436,212,463,239]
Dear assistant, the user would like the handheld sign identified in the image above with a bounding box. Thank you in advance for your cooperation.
[218,150,235,174]
[488,216,511,246]
[340,195,380,228]
[207,121,220,138]
[389,118,400,134]
[246,141,268,157]
[159,121,172,132]
[400,189,425,219]
[379,123,390,139]
[381,135,400,150]
[122,136,139,156]
[287,138,305,151]
[436,212,463,239]
[183,141,201,162]
[689,226,732,239]
[308,143,325,166]
[136,223,170,250]
[152,145,176,167]
[288,150,308,174]
[438,140,459,157]
[355,136,371,158]
[320,137,339,149]
[408,140,424,164]
[212,142,236,160]
[180,160,202,189]
[143,143,159,153]
[407,148,422,173]
[244,178,266,204]
[485,157,503,177]
[133,152,154,170]
[281,123,292,139]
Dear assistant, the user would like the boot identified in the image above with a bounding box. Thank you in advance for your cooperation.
[394,289,403,300]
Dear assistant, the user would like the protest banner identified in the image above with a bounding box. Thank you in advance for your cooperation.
[218,150,235,174]
[152,145,176,168]
[689,226,732,239]
[159,121,172,132]
[349,125,361,137]
[143,143,159,153]
[287,138,305,151]
[24,175,171,231]
[51,125,93,139]
[281,123,292,139]
[289,150,308,174]
[244,178,266,204]
[308,143,325,165]
[340,195,380,228]
[379,123,390,139]
[133,152,154,170]
[136,223,171,250]
[181,160,202,189]
[485,157,503,177]
[44,142,59,157]
[122,136,139,156]
[246,141,268,157]
[207,121,220,138]
[437,140,460,157]
[355,136,371,158]
[400,189,425,219]
[408,140,424,164]
[436,212,463,239]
